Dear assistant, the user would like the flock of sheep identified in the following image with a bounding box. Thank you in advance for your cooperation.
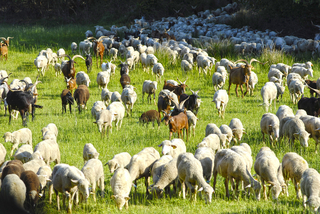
[2,2,320,214]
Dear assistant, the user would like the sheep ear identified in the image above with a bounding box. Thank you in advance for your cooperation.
[71,179,79,185]
[267,181,275,186]
[125,196,130,201]
[158,143,163,147]
[46,178,52,182]
[171,145,177,149]
[198,187,204,192]
[93,121,97,124]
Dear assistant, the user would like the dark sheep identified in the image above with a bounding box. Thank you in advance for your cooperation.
[73,85,90,113]
[1,160,25,181]
[298,97,320,117]
[305,79,317,97]
[120,74,131,89]
[139,110,161,128]
[20,170,41,209]
[61,89,74,114]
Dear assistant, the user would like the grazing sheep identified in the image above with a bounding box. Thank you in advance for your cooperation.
[229,118,245,144]
[219,125,232,147]
[91,101,106,119]
[153,63,165,82]
[212,72,225,91]
[121,87,137,116]
[276,105,294,121]
[282,152,309,198]
[289,79,305,104]
[109,48,118,61]
[254,147,285,200]
[186,110,198,137]
[296,109,307,118]
[34,55,48,76]
[139,110,161,128]
[51,164,90,213]
[205,123,227,148]
[23,159,46,174]
[249,71,258,95]
[0,174,27,213]
[20,170,41,208]
[300,168,320,211]
[41,123,58,137]
[197,134,221,153]
[36,165,52,196]
[93,109,116,137]
[1,160,25,181]
[83,143,99,164]
[142,80,157,105]
[0,143,6,166]
[151,155,173,186]
[14,144,33,163]
[128,147,160,196]
[197,55,211,76]
[290,66,313,80]
[33,139,60,165]
[194,147,215,182]
[54,63,62,76]
[181,59,193,74]
[105,152,131,173]
[260,82,277,112]
[110,168,132,210]
[146,54,158,72]
[158,139,186,158]
[231,143,253,171]
[177,152,214,203]
[213,149,261,200]
[279,117,309,147]
[3,128,32,157]
[76,71,90,87]
[81,159,105,202]
[300,115,320,152]
[212,89,229,119]
[260,113,280,146]
[96,71,110,89]
[106,101,125,131]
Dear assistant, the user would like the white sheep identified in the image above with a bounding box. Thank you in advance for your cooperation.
[212,72,225,91]
[57,48,66,61]
[81,159,105,202]
[212,89,229,119]
[93,109,116,137]
[260,82,277,112]
[41,123,58,137]
[194,147,215,182]
[83,143,99,163]
[282,152,309,198]
[105,152,131,173]
[91,101,106,119]
[110,167,132,210]
[76,71,91,87]
[101,88,113,105]
[290,66,313,80]
[229,118,245,144]
[268,68,283,81]
[33,138,60,165]
[279,117,309,147]
[248,71,258,95]
[152,63,165,82]
[109,48,118,61]
[3,128,32,157]
[231,143,253,172]
[275,82,285,101]
[54,63,62,76]
[157,138,186,158]
[142,80,157,105]
[219,125,232,147]
[219,58,235,73]
[128,147,160,196]
[71,42,77,55]
[260,113,280,146]
[276,105,294,121]
[287,72,305,86]
[295,109,307,118]
[0,143,5,166]
[146,54,158,71]
[96,71,110,89]
[111,91,122,103]
[186,110,198,137]
[107,101,125,131]
[140,53,148,72]
[177,152,214,203]
[50,164,90,212]
[121,87,137,116]
[205,123,227,148]
[300,168,320,211]
[151,155,173,186]
[289,79,305,104]
[34,55,48,76]
[197,55,211,76]
[181,59,193,74]
[23,159,46,174]
[42,130,56,141]
[14,144,33,163]
[300,115,320,152]
[36,165,52,196]
[126,57,135,70]
[197,134,221,153]
[183,53,194,65]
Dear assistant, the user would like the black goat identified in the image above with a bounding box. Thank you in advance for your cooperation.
[119,62,129,76]
[6,90,43,126]
[180,89,200,115]
[85,54,92,73]
[61,89,74,113]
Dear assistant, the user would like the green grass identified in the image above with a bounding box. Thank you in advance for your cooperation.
[0,24,319,213]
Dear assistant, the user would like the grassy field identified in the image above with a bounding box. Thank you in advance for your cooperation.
[0,24,319,213]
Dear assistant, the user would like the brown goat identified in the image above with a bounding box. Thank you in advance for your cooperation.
[157,94,171,120]
[73,85,90,113]
[65,77,77,95]
[61,89,74,113]
[163,78,188,101]
[228,58,266,97]
[139,110,161,128]
[20,170,41,208]
[163,111,189,141]
[0,37,13,61]
[60,54,85,78]
[88,36,107,68]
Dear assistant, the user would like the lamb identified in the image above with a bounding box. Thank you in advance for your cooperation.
[158,138,186,158]
[276,105,294,121]
[96,71,110,89]
[41,123,58,137]
[14,144,33,163]
[110,167,132,210]
[34,55,48,76]
[106,101,125,131]
[20,170,41,208]
[76,71,90,87]
[93,109,117,137]
[229,118,246,144]
[33,138,61,165]
[128,147,160,196]
[260,82,277,112]
[151,155,173,187]
[212,89,229,119]
[0,174,27,213]
[197,134,221,153]
[282,152,309,198]
[121,87,137,116]
[73,85,90,113]
[142,80,157,105]
[300,115,320,152]
[194,147,215,182]
[105,152,131,173]
[289,79,305,104]
[83,143,99,164]
[152,63,165,82]
[54,63,62,76]
[249,71,258,95]
[139,110,161,128]
[279,117,309,147]
[219,125,233,147]
[0,143,6,166]
[23,159,46,174]
[205,123,227,148]
[181,59,193,74]
[146,54,158,71]
[91,101,106,119]
[213,149,261,200]
[177,152,214,203]
[150,158,179,198]
[186,110,198,137]
[3,128,32,157]
[212,72,225,91]
[51,164,90,213]
[300,168,320,211]
[36,165,52,196]
[260,113,280,146]
[81,159,105,202]
[71,42,77,55]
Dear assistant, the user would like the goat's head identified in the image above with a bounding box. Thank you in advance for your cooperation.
[177,77,188,93]
[0,37,13,47]
[162,110,172,125]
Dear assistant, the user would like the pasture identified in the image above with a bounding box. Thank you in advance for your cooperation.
[0,24,319,213]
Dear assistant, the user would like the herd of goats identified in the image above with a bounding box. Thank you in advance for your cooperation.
[2,2,320,214]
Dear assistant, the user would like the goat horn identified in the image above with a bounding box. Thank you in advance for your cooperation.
[305,83,320,96]
[161,110,168,116]
[183,77,188,84]
[72,55,86,61]
[311,21,320,29]
[177,78,182,84]
[0,37,6,42]
[60,54,71,61]
[234,59,249,65]
[168,95,179,108]
[97,36,108,42]
[249,58,268,65]
[87,37,97,41]
[35,75,39,83]
[179,97,189,110]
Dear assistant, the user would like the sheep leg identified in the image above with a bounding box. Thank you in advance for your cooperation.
[92,182,96,202]
[225,177,230,198]
[100,176,105,198]
[293,178,301,199]
[262,180,267,200]
[55,190,60,210]
[145,176,150,196]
